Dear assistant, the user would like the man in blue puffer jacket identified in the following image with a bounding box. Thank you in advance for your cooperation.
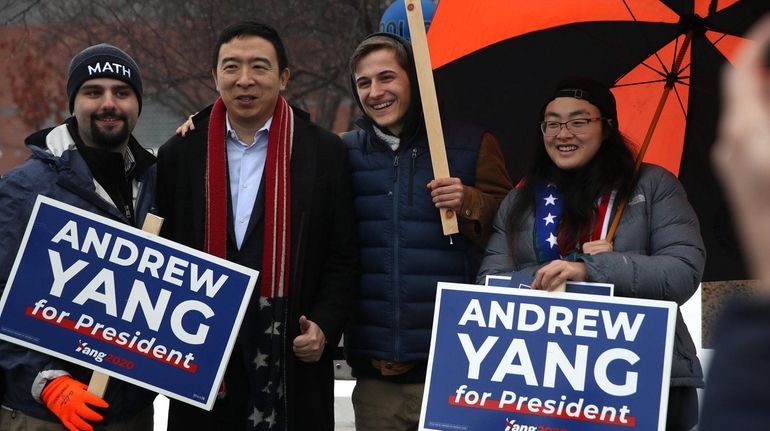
[0,43,156,431]
[342,33,513,430]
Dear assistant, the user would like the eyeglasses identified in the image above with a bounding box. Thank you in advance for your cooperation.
[539,117,604,137]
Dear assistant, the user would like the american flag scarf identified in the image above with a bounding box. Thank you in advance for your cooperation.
[533,182,615,263]
[204,96,293,430]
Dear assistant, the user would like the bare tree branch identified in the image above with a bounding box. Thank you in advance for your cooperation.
[6,0,391,131]
[0,0,41,25]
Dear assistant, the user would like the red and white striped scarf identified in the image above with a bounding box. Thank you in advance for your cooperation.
[204,96,293,298]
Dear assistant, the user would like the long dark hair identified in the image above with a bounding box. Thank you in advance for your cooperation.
[505,119,636,257]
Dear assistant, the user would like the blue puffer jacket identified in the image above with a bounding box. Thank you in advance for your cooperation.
[0,123,157,423]
[343,118,484,364]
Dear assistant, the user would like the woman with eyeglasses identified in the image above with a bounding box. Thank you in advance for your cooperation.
[477,77,705,431]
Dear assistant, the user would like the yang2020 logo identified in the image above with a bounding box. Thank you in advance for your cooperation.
[74,340,136,369]
[504,418,568,431]
[75,340,106,362]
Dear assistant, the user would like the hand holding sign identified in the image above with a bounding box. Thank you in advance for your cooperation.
[531,260,587,291]
[41,375,108,431]
[427,177,466,213]
[292,315,326,362]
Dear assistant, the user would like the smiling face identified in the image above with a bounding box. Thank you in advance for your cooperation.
[73,77,139,151]
[542,97,605,171]
[213,35,289,135]
[353,48,411,136]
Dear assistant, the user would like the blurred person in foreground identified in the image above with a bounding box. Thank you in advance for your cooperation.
[700,15,770,430]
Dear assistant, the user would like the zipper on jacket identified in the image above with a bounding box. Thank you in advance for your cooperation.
[408,148,417,206]
[392,151,401,361]
[393,154,399,183]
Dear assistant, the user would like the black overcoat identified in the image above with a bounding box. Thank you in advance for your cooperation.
[156,105,358,430]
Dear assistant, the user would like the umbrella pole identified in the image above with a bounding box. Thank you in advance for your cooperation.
[606,31,693,243]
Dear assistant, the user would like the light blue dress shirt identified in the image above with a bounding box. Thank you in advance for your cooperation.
[226,114,271,249]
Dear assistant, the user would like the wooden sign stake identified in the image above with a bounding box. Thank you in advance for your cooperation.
[87,213,164,397]
[405,0,459,236]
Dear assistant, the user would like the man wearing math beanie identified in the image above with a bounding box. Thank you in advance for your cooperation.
[0,43,156,431]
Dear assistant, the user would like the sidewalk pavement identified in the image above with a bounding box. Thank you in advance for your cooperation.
[152,379,357,431]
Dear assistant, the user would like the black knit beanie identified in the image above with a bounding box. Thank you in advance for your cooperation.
[66,43,143,114]
[550,77,618,129]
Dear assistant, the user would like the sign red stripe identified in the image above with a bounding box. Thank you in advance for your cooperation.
[26,306,198,373]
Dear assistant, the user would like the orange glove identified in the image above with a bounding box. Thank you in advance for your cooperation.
[40,375,109,431]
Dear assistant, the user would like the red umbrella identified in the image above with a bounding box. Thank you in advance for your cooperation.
[427,0,768,281]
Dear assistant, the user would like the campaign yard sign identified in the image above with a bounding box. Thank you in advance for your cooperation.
[0,195,258,410]
[420,283,676,431]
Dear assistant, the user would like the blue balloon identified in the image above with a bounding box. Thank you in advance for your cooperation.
[379,0,437,41]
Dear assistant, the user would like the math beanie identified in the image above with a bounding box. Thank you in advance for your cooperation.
[66,43,143,114]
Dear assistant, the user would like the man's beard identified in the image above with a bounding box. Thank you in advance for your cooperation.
[89,110,130,149]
